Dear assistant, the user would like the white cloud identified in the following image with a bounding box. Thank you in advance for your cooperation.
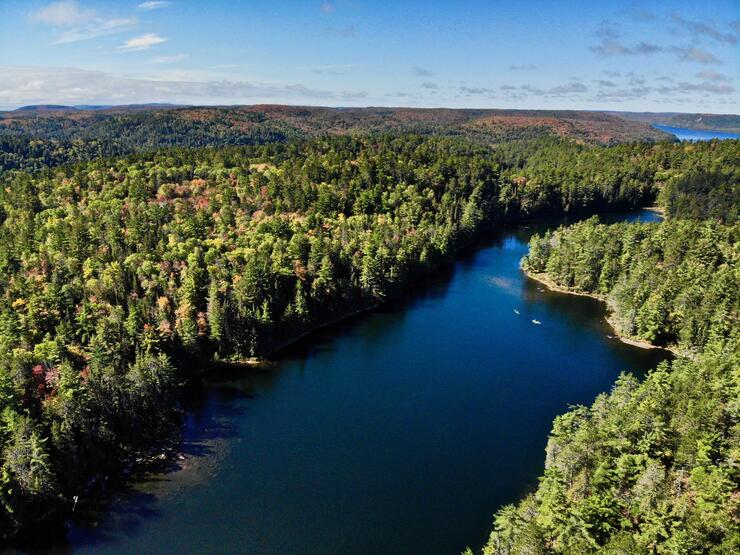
[54,18,137,44]
[548,82,588,95]
[0,66,369,107]
[300,64,364,75]
[30,1,137,44]
[138,1,172,10]
[209,64,252,70]
[120,33,167,51]
[149,54,188,64]
[30,1,95,26]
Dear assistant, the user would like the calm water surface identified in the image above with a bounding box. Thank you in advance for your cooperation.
[654,124,740,141]
[53,210,668,555]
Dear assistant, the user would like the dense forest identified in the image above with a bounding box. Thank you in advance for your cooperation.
[0,126,736,540]
[523,218,737,354]
[483,170,739,552]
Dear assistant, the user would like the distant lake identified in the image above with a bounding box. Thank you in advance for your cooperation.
[655,124,740,141]
[50,210,670,555]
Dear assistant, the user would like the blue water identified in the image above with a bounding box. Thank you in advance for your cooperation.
[49,210,668,555]
[655,124,740,141]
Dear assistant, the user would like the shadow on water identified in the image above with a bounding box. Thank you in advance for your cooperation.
[271,260,460,368]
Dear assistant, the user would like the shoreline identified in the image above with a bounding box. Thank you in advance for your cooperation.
[523,268,682,356]
[212,300,380,371]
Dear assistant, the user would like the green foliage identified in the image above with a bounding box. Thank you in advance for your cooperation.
[485,340,739,554]
[660,166,739,223]
[523,218,738,353]
[489,182,740,553]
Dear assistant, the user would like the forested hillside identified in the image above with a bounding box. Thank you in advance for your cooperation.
[483,168,739,553]
[0,105,669,174]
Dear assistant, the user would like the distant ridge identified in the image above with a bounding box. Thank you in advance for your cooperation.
[0,104,671,145]
[14,104,79,112]
[13,103,183,113]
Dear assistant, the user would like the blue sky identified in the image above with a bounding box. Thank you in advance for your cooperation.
[0,0,738,112]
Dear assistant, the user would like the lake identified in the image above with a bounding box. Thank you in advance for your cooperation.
[52,210,669,555]
[655,124,740,141]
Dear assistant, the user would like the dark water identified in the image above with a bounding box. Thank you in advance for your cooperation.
[52,210,669,555]
[654,124,740,141]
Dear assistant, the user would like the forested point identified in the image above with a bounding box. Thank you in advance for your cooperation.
[0,121,737,542]
[523,218,737,355]
[484,162,739,553]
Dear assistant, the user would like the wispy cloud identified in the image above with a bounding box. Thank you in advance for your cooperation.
[548,82,588,95]
[31,1,95,26]
[591,39,662,56]
[138,1,172,10]
[30,1,137,44]
[510,64,537,71]
[149,54,188,64]
[670,46,721,64]
[0,66,370,107]
[319,2,335,14]
[590,72,735,102]
[412,66,434,77]
[630,9,656,22]
[325,25,356,37]
[595,22,620,40]
[300,64,364,75]
[119,33,167,51]
[421,82,439,90]
[675,80,735,94]
[671,14,738,45]
[208,64,252,70]
[459,86,496,97]
[697,70,729,82]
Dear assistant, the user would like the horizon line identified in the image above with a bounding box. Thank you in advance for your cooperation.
[2,102,739,117]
